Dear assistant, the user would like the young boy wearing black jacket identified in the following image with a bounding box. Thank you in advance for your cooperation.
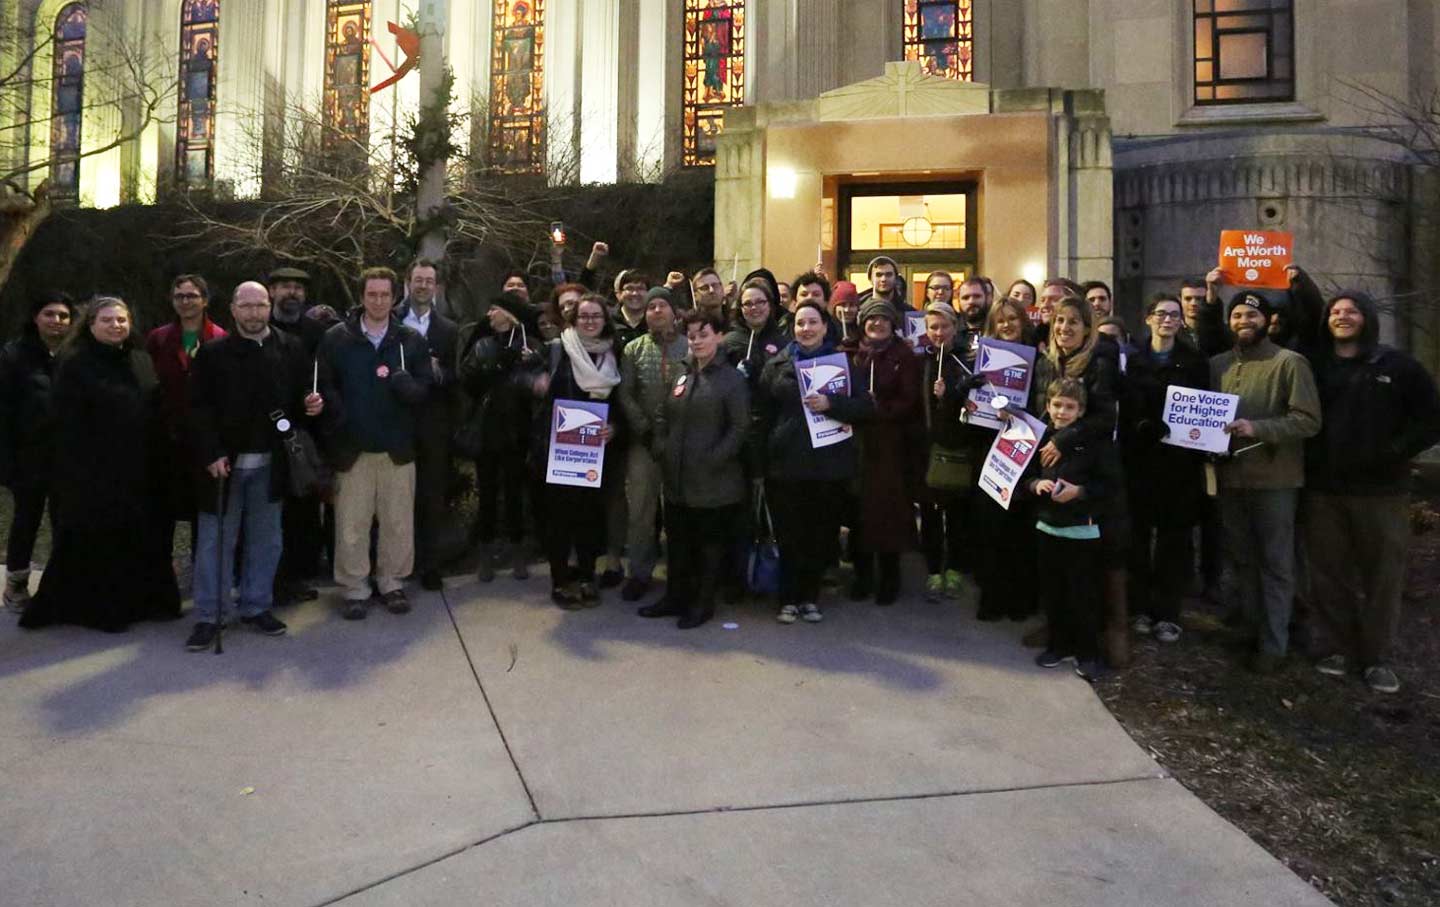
[1023,377,1115,682]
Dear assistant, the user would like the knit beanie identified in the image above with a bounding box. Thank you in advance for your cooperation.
[1225,290,1271,320]
[858,299,901,329]
[645,286,675,311]
[831,281,859,308]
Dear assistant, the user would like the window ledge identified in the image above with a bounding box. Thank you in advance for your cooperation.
[1176,102,1324,128]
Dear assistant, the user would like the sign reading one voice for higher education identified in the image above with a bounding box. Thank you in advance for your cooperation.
[546,399,609,488]
[1160,385,1240,454]
[1218,230,1293,289]
[966,338,1037,431]
[797,352,854,449]
[979,409,1047,511]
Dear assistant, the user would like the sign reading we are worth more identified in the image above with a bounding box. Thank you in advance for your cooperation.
[1218,230,1293,289]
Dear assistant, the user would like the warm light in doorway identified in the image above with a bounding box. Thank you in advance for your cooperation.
[768,166,798,199]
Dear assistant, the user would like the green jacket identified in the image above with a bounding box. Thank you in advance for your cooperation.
[618,330,689,442]
[1209,338,1322,489]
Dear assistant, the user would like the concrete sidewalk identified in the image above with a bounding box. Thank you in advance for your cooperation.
[0,571,1332,907]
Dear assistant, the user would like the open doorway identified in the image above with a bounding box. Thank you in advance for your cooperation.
[838,181,978,308]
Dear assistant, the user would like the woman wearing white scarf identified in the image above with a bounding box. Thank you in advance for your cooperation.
[532,297,622,608]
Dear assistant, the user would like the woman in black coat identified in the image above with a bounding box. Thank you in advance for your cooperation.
[529,295,622,609]
[1120,294,1210,643]
[0,291,73,610]
[459,292,543,582]
[755,300,873,623]
[19,298,182,632]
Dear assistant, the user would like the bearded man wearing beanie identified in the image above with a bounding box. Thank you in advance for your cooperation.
[1210,290,1321,674]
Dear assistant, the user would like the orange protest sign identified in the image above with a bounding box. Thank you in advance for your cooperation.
[1218,230,1293,289]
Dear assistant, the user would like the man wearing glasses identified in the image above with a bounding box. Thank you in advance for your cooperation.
[147,274,227,569]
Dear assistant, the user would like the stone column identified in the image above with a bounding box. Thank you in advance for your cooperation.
[579,0,619,184]
[713,106,765,277]
[545,0,581,180]
[1062,90,1113,289]
[795,0,839,98]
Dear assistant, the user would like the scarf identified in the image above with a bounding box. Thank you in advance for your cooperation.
[787,337,836,361]
[560,327,621,399]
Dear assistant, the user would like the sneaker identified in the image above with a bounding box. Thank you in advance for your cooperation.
[1075,658,1108,683]
[3,569,31,612]
[1364,665,1400,694]
[1153,621,1182,644]
[382,590,411,614]
[1131,614,1154,635]
[620,577,651,602]
[475,545,496,583]
[511,550,530,581]
[1035,649,1066,669]
[776,604,799,624]
[942,569,964,599]
[1315,654,1347,677]
[185,622,219,651]
[924,574,943,602]
[240,611,288,636]
[800,603,823,623]
[342,599,369,621]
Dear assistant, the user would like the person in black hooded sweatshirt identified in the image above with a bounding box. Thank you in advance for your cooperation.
[1303,290,1440,694]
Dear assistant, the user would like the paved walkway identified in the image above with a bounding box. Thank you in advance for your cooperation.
[0,569,1332,906]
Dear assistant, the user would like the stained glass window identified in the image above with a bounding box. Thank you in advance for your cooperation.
[1193,0,1293,105]
[50,3,87,197]
[324,1,371,143]
[902,0,974,81]
[488,0,546,174]
[176,0,218,187]
[682,0,745,167]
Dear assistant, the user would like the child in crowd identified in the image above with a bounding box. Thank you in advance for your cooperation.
[1024,377,1112,682]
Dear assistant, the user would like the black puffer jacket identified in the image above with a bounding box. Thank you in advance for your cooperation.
[0,332,62,490]
[1021,431,1116,530]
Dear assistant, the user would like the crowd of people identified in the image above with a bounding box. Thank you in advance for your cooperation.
[2,245,1438,693]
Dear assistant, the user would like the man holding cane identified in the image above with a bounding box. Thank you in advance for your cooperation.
[185,282,325,651]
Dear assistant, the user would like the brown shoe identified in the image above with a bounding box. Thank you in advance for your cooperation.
[1021,625,1049,648]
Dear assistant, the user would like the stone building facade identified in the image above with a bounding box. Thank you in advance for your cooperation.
[2,1,1436,349]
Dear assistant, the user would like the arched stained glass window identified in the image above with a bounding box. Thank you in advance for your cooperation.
[681,0,745,167]
[50,3,88,197]
[177,0,219,187]
[488,0,546,174]
[902,0,974,82]
[324,0,371,144]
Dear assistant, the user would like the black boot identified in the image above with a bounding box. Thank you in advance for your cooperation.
[678,544,721,629]
[875,554,900,606]
[849,554,874,601]
[638,597,681,618]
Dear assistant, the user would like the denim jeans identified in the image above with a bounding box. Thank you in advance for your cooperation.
[1220,487,1298,656]
[193,464,283,623]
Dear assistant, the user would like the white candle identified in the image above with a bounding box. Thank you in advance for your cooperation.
[400,342,406,373]
[312,359,318,395]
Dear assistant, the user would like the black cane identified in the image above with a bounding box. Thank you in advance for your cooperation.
[213,471,228,655]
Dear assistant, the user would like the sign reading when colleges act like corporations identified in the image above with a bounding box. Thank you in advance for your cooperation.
[1160,385,1240,455]
[797,352,854,449]
[978,409,1047,511]
[1218,230,1293,289]
[546,399,609,488]
[902,310,928,353]
[967,338,1037,431]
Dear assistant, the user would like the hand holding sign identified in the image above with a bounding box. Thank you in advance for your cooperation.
[1218,230,1293,289]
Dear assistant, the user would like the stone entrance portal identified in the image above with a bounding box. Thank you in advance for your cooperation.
[714,61,1115,298]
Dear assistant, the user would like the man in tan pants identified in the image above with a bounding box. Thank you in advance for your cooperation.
[316,267,433,619]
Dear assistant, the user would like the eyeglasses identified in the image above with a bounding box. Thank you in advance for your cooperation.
[740,299,769,309]
[1150,311,1183,322]
[172,292,204,302]
[576,313,606,322]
